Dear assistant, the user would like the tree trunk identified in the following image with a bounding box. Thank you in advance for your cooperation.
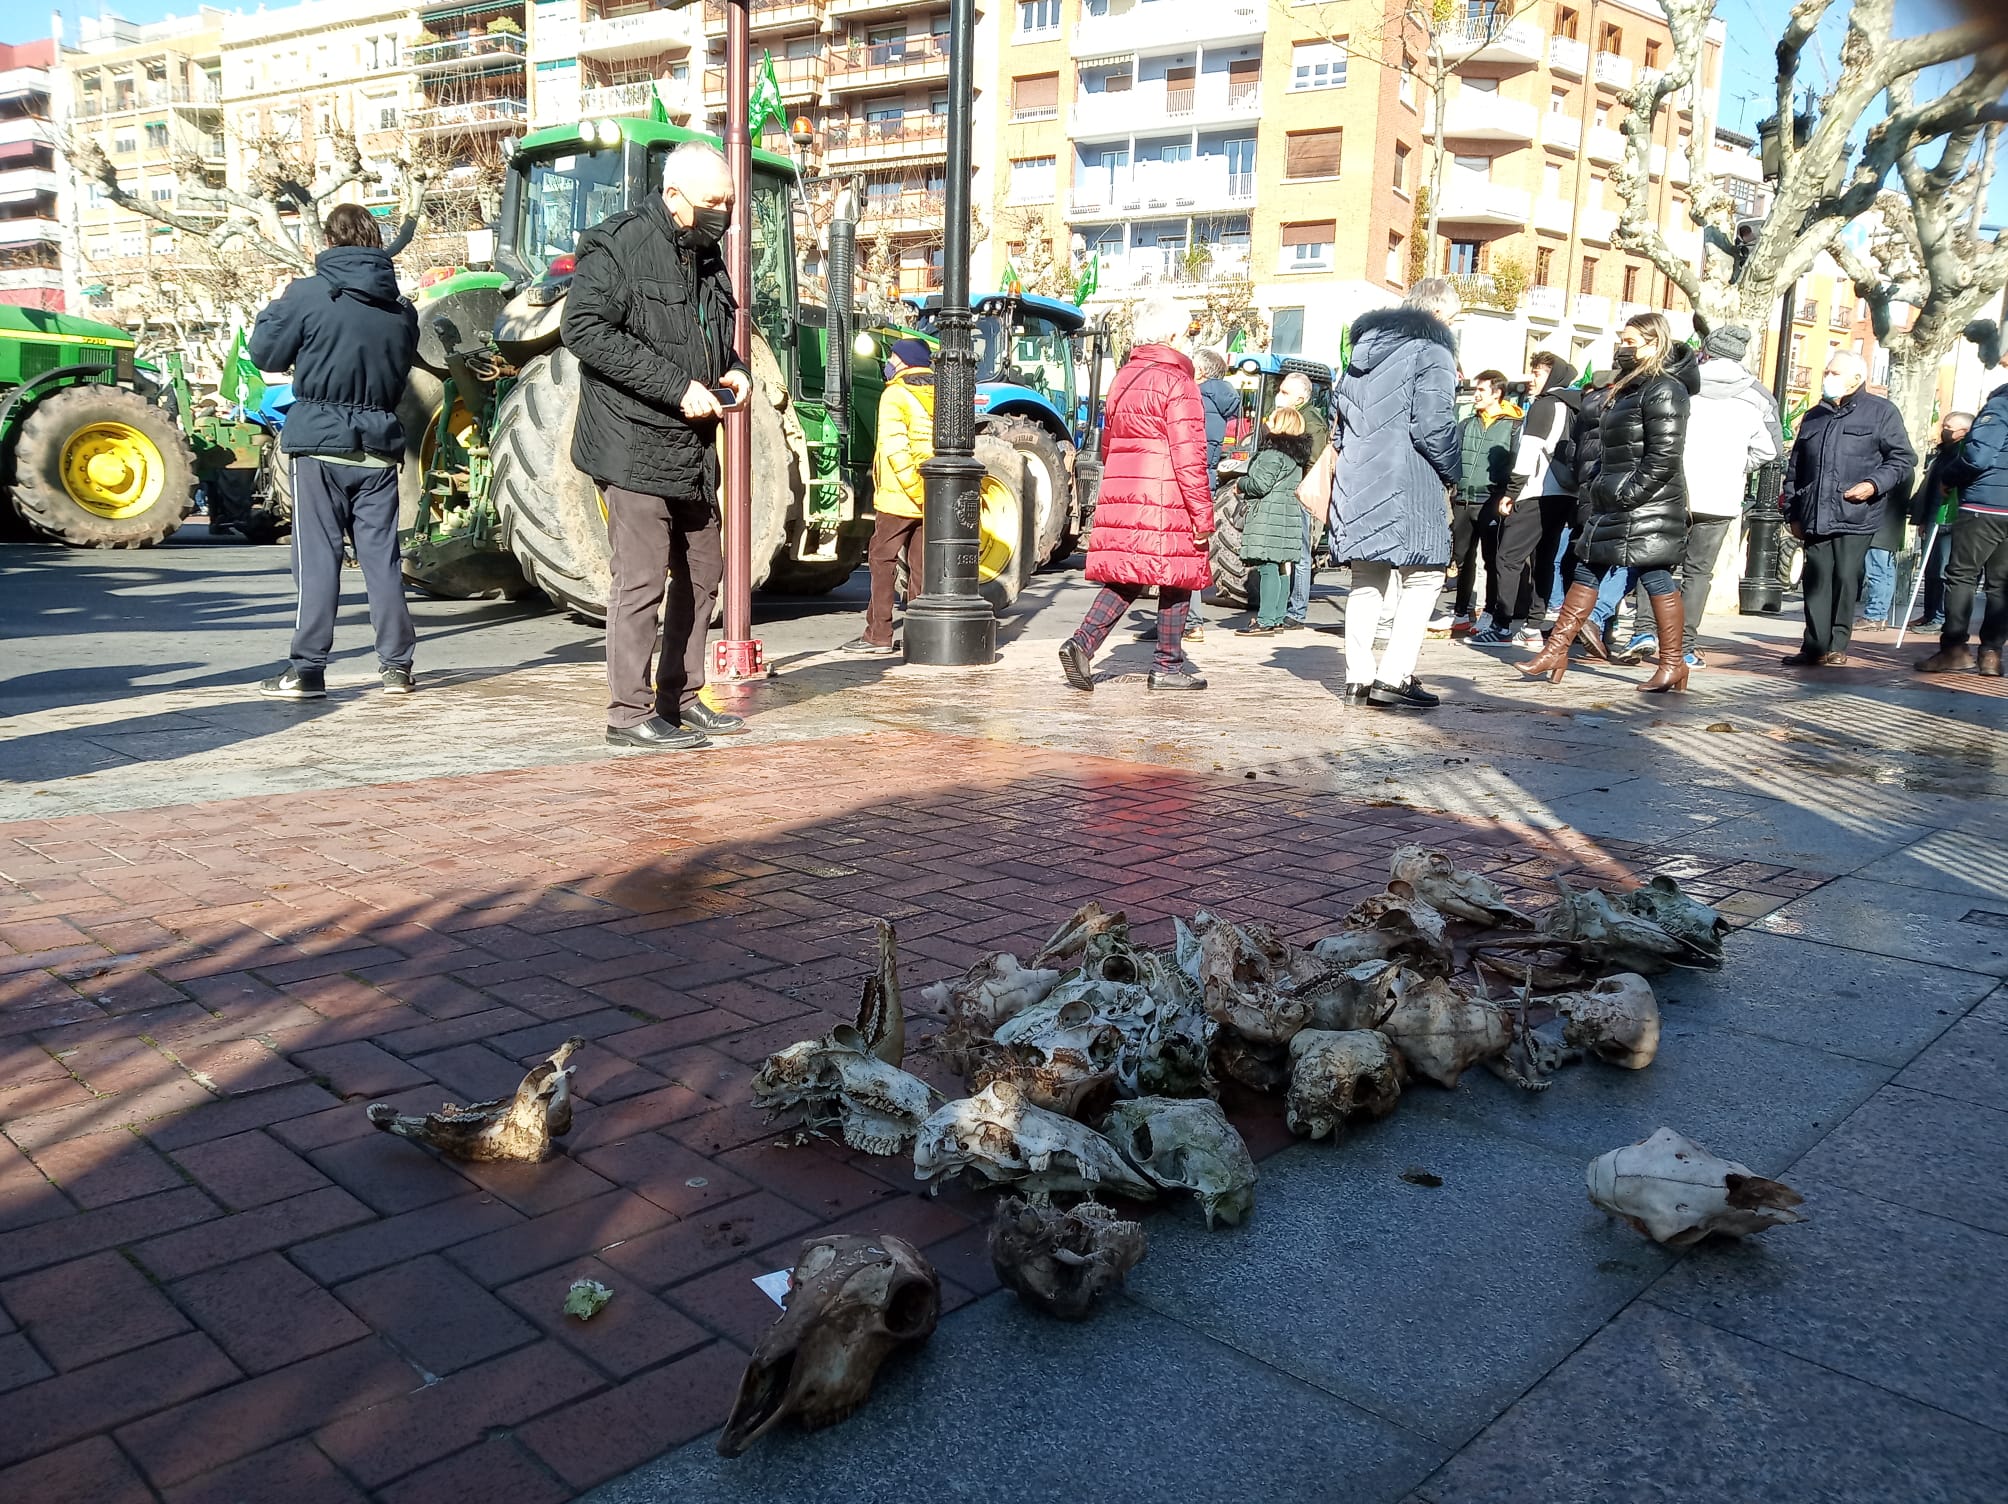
[1884,349,1940,454]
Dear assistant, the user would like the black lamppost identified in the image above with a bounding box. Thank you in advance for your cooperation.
[902,0,993,665]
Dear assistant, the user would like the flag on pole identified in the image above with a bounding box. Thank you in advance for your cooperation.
[1226,327,1246,355]
[750,51,788,144]
[1073,251,1099,304]
[647,78,671,126]
[1004,259,1025,296]
[219,326,264,411]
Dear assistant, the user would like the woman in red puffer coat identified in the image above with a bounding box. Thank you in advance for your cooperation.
[1059,300,1216,693]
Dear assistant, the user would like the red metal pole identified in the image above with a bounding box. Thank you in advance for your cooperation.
[714,0,764,681]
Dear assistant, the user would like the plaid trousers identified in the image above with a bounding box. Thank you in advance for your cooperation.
[1070,583,1192,671]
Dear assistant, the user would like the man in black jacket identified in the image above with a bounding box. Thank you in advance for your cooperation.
[248,204,420,699]
[1780,351,1917,666]
[562,142,750,750]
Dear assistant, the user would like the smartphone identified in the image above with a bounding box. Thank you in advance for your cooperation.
[709,385,739,408]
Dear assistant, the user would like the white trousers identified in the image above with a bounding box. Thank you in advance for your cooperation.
[1346,563,1446,688]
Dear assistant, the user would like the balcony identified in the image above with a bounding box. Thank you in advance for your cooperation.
[1531,195,1573,235]
[411,33,528,72]
[579,79,669,115]
[407,97,528,132]
[1594,51,1634,90]
[702,0,825,36]
[1072,0,1266,57]
[73,82,223,118]
[1788,364,1813,389]
[1795,299,1820,324]
[858,188,947,235]
[0,118,56,148]
[1433,178,1531,227]
[1572,292,1611,326]
[1616,299,1649,322]
[1543,113,1580,152]
[1586,125,1625,164]
[1549,36,1587,77]
[827,37,950,91]
[0,168,62,199]
[1578,205,1618,242]
[831,0,937,16]
[1438,17,1545,68]
[578,7,699,62]
[1831,305,1855,331]
[1524,284,1567,321]
[1068,156,1256,217]
[0,219,61,247]
[1426,91,1538,144]
[704,55,825,106]
[825,113,947,167]
[1070,79,1260,138]
[0,67,49,103]
[1092,244,1251,290]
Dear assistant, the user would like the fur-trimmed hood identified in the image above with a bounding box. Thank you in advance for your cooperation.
[1347,306,1459,374]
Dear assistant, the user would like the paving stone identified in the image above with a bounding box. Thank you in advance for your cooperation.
[596,1191,823,1292]
[0,1248,191,1370]
[582,1296,1441,1504]
[171,1129,332,1210]
[1851,826,2008,901]
[171,1253,370,1374]
[163,1438,370,1504]
[28,1131,184,1208]
[0,1331,239,1469]
[450,1153,612,1217]
[657,1257,801,1350]
[576,1130,754,1219]
[1757,875,2008,976]
[444,1189,676,1288]
[1418,1302,2008,1504]
[307,1132,475,1215]
[497,1255,709,1379]
[176,1038,308,1094]
[0,1329,54,1392]
[564,1081,714,1152]
[142,1080,346,1151]
[290,1193,525,1285]
[0,1435,157,1504]
[377,1438,571,1504]
[290,1040,432,1099]
[518,1339,746,1492]
[133,1185,374,1281]
[0,1185,218,1280]
[336,1254,538,1375]
[714,1138,908,1220]
[408,1043,527,1104]
[1892,1007,2008,1111]
[1793,1084,2008,1236]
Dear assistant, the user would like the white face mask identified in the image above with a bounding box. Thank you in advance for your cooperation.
[1822,375,1852,402]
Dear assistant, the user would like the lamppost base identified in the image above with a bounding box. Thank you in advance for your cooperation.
[902,597,995,665]
[712,637,768,680]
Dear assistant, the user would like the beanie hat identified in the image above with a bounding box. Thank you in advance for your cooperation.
[889,338,932,368]
[1702,324,1753,362]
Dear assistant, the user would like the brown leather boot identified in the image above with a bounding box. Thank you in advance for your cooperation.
[1636,590,1690,693]
[1577,620,1611,661]
[1915,644,1975,673]
[1520,583,1600,683]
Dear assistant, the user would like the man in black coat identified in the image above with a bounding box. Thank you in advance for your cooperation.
[1780,350,1918,666]
[248,204,419,699]
[562,141,750,750]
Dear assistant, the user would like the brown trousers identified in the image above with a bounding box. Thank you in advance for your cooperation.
[603,483,722,728]
[865,511,924,646]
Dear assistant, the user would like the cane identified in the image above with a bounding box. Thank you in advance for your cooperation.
[1895,521,1939,649]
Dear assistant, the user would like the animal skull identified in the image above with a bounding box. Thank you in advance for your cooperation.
[1285,1029,1404,1140]
[921,951,1062,1076]
[970,1051,1120,1122]
[989,1197,1146,1319]
[852,917,907,1065]
[1484,1017,1580,1091]
[1587,1127,1806,1246]
[367,1037,581,1162]
[1623,875,1729,968]
[913,1079,1158,1200]
[1389,846,1534,928]
[717,1234,940,1456]
[1311,883,1453,975]
[1298,959,1406,1032]
[1555,972,1661,1069]
[1103,1096,1257,1228]
[994,974,1214,1099]
[752,1026,938,1156]
[1375,976,1511,1087]
[1542,876,1715,975]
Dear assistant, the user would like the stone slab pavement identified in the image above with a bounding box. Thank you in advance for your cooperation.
[2,535,2006,1502]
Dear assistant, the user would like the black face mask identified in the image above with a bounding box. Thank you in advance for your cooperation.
[1612,347,1639,372]
[684,205,731,249]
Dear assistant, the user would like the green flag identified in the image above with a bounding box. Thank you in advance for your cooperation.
[1227,327,1246,355]
[647,79,670,126]
[1073,251,1099,304]
[750,51,787,144]
[1004,258,1024,296]
[219,326,264,410]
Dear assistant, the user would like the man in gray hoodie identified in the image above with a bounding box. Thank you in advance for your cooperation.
[1681,326,1780,664]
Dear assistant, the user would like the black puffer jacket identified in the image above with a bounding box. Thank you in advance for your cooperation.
[1585,345,1699,571]
[562,193,746,497]
[249,246,419,457]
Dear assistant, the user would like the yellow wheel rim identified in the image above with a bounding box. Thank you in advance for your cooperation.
[976,475,1018,583]
[60,422,166,519]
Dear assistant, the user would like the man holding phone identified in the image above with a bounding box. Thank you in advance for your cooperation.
[562,141,751,749]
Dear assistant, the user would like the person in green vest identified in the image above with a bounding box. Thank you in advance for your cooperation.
[1233,406,1314,635]
[1910,410,1973,630]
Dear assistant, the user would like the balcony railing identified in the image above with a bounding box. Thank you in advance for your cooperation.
[702,0,825,34]
[1531,196,1573,235]
[74,83,223,117]
[1524,284,1567,320]
[1831,306,1855,330]
[1544,113,1581,152]
[1577,205,1618,242]
[1434,179,1532,226]
[578,7,698,59]
[1594,51,1634,89]
[1427,92,1538,143]
[1438,16,1544,66]
[827,37,951,84]
[1796,299,1820,323]
[1572,292,1611,325]
[825,114,948,164]
[1070,80,1259,137]
[859,188,947,231]
[704,56,825,104]
[407,97,528,131]
[1586,125,1625,164]
[578,80,665,115]
[1549,36,1588,77]
[1072,0,1267,56]
[410,33,528,70]
[1790,363,1812,389]
[1068,156,1256,216]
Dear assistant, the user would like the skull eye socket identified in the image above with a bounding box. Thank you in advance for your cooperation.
[1129,1122,1154,1159]
[884,1278,935,1338]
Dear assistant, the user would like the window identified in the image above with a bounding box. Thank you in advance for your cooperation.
[1594,104,1609,127]
[1445,240,1484,275]
[1644,39,1662,69]
[114,131,135,154]
[1165,64,1196,113]
[1284,128,1343,180]
[1599,23,1623,55]
[1292,41,1346,92]
[1543,161,1564,197]
[1622,265,1640,302]
[1280,221,1334,269]
[1012,72,1058,120]
[1535,246,1555,286]
[144,121,168,150]
[1579,256,1599,295]
[1550,88,1568,114]
[1016,0,1060,37]
[1393,142,1411,192]
[1555,6,1580,40]
[1228,57,1260,107]
[1385,233,1404,284]
[1399,49,1415,107]
[1009,155,1056,203]
[1272,307,1305,355]
[378,105,398,131]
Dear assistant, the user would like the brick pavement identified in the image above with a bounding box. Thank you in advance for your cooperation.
[0,731,1832,1501]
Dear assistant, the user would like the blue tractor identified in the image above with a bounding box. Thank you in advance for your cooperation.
[917,291,1100,569]
[1207,352,1336,608]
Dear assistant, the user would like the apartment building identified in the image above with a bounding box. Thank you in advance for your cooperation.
[0,38,64,311]
[528,0,701,128]
[1755,254,1879,407]
[410,0,530,142]
[61,10,227,323]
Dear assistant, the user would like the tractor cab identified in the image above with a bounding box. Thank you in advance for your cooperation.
[1216,353,1336,483]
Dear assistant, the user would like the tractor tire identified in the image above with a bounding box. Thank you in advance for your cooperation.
[1205,481,1250,609]
[240,444,293,545]
[762,531,869,596]
[974,432,1037,612]
[7,385,196,548]
[985,415,1071,570]
[395,370,530,600]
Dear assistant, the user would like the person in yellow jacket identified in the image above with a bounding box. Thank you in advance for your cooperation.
[843,338,936,654]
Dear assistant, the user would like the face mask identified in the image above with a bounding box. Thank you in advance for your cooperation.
[1612,348,1639,371]
[683,203,731,249]
[1822,376,1851,402]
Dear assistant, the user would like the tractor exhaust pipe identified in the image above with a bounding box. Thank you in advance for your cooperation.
[825,188,855,445]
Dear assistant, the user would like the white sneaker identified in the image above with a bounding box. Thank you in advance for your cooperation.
[1511,625,1543,647]
[1427,613,1454,631]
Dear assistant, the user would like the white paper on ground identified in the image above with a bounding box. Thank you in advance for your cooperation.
[752,1269,792,1308]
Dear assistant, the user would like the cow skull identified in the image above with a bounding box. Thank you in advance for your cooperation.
[1285,1029,1404,1140]
[989,1196,1146,1319]
[1103,1096,1257,1228]
[1623,875,1728,968]
[921,951,1062,1076]
[1555,972,1661,1069]
[751,1026,939,1156]
[367,1037,581,1162]
[717,1234,940,1456]
[1389,846,1534,928]
[994,974,1213,1099]
[1297,959,1406,1032]
[1311,883,1453,975]
[1375,976,1511,1087]
[1587,1128,1806,1246]
[1542,876,1715,975]
[913,1079,1158,1200]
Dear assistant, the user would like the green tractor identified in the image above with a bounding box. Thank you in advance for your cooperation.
[385,115,1039,617]
[0,306,199,548]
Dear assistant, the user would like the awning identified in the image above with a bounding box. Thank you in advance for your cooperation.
[416,0,519,22]
[1074,53,1132,70]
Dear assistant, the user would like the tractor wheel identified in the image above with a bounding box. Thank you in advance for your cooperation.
[396,369,530,600]
[974,432,1036,611]
[7,385,196,548]
[1205,481,1250,609]
[240,444,293,545]
[491,342,797,623]
[763,531,869,596]
[985,415,1071,569]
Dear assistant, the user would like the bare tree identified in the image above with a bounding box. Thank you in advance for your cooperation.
[1611,0,2007,372]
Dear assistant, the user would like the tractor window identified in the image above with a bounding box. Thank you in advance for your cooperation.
[515,147,625,275]
[970,311,1075,411]
[746,172,795,352]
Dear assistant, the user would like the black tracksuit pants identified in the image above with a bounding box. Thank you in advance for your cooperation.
[288,455,415,674]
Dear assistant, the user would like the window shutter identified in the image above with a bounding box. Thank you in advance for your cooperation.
[1014,73,1058,111]
[1281,221,1335,247]
[1229,58,1261,85]
[1285,129,1343,179]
